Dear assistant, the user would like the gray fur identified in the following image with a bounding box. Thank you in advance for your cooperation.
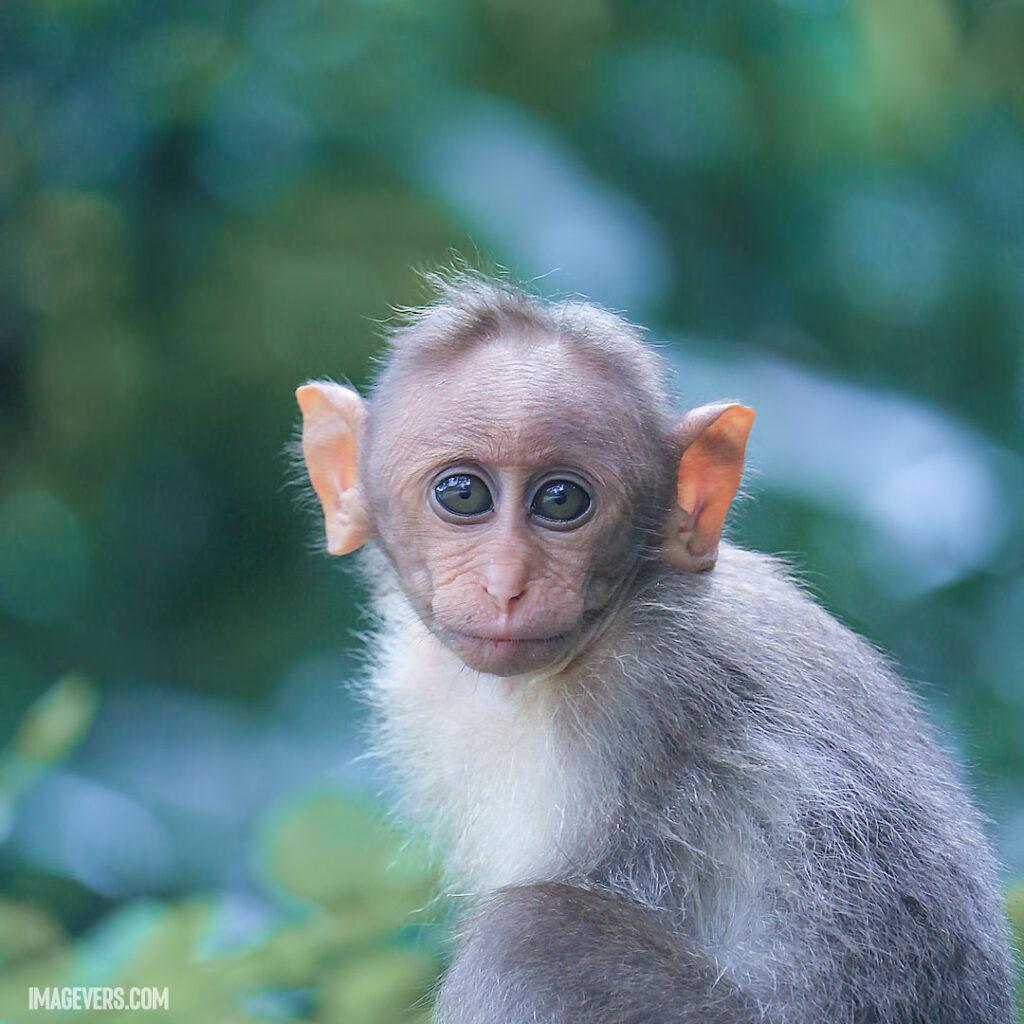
[342,275,1018,1023]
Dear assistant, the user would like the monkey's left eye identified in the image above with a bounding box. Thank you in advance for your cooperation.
[433,474,494,518]
[530,480,592,524]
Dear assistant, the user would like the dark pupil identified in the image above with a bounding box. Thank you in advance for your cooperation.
[532,480,590,522]
[435,474,493,516]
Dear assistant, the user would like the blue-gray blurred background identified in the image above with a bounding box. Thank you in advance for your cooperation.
[1,0,1022,1020]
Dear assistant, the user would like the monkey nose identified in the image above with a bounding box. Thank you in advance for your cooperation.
[482,565,529,613]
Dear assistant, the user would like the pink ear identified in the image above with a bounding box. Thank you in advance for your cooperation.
[663,403,755,572]
[295,382,371,556]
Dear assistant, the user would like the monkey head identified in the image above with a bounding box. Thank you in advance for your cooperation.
[297,330,753,678]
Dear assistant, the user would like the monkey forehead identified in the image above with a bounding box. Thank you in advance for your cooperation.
[370,338,653,473]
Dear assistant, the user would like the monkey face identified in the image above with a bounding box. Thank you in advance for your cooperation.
[385,463,629,676]
[364,340,649,677]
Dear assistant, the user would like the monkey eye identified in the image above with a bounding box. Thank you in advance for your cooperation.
[433,473,494,519]
[530,479,592,525]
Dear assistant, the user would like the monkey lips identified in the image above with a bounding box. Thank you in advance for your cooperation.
[442,627,571,676]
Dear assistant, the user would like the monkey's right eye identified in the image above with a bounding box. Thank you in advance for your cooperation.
[433,474,494,518]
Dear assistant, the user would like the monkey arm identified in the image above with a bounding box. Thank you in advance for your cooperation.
[433,883,768,1024]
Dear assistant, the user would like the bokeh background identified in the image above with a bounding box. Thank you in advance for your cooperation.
[1,0,1023,1020]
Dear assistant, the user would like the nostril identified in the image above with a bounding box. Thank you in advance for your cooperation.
[483,584,526,610]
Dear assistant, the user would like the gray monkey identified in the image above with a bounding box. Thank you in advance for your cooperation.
[296,274,1018,1023]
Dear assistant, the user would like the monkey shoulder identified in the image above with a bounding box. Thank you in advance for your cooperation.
[629,543,973,819]
[635,542,892,690]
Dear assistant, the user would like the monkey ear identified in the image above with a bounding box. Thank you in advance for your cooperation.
[662,403,755,572]
[295,381,372,556]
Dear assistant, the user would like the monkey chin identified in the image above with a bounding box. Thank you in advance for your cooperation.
[445,630,572,678]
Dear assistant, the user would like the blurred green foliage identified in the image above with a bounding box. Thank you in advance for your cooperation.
[0,675,96,794]
[0,686,442,1023]
[1,0,1023,1018]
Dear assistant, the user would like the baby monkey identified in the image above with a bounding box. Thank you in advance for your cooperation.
[297,275,1016,1023]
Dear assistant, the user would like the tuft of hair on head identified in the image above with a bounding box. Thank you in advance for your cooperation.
[372,264,675,426]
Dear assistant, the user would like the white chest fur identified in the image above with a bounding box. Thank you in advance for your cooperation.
[370,610,612,893]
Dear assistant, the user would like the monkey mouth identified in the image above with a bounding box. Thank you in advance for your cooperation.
[454,630,566,645]
[443,628,571,676]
